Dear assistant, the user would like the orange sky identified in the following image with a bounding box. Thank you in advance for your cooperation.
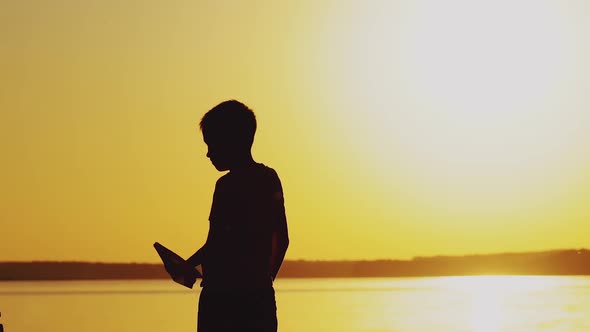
[2,0,590,262]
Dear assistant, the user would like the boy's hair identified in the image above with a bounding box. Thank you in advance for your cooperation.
[200,100,257,147]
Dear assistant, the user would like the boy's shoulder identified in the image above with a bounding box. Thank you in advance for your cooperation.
[215,163,280,189]
[257,163,279,178]
[255,163,280,182]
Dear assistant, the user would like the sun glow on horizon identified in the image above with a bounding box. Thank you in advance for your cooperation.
[312,1,590,231]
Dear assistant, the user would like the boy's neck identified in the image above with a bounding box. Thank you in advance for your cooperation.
[229,153,257,172]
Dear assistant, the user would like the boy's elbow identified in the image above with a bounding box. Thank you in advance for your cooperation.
[273,227,289,251]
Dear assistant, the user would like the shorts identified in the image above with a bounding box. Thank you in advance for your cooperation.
[197,287,277,332]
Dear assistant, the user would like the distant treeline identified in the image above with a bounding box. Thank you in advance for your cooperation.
[1,249,589,280]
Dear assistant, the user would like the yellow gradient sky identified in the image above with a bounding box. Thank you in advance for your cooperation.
[2,0,590,262]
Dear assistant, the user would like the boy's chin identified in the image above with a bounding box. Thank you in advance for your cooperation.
[212,163,230,172]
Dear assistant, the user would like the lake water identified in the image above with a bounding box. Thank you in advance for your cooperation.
[1,276,590,332]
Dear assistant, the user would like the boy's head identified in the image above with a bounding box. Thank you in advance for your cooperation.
[199,100,257,171]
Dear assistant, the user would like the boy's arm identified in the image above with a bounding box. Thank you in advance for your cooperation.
[187,179,221,268]
[269,174,289,281]
[270,214,289,280]
[187,227,212,268]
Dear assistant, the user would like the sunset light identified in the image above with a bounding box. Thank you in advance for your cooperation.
[2,0,590,262]
[3,1,590,332]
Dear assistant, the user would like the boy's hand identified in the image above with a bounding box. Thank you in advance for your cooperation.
[166,260,202,279]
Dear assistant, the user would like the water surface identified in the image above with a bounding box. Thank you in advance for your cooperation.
[1,276,590,331]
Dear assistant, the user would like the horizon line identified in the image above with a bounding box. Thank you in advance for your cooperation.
[2,247,587,265]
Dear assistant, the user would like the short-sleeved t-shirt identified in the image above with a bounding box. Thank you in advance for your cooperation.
[201,163,285,289]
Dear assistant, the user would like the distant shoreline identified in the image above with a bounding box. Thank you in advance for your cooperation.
[1,249,589,280]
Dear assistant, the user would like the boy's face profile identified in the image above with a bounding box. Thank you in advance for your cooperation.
[203,133,240,172]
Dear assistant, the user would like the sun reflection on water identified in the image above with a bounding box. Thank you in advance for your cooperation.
[352,275,578,332]
[433,276,566,332]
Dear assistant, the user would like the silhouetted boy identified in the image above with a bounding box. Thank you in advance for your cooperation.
[186,100,289,332]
